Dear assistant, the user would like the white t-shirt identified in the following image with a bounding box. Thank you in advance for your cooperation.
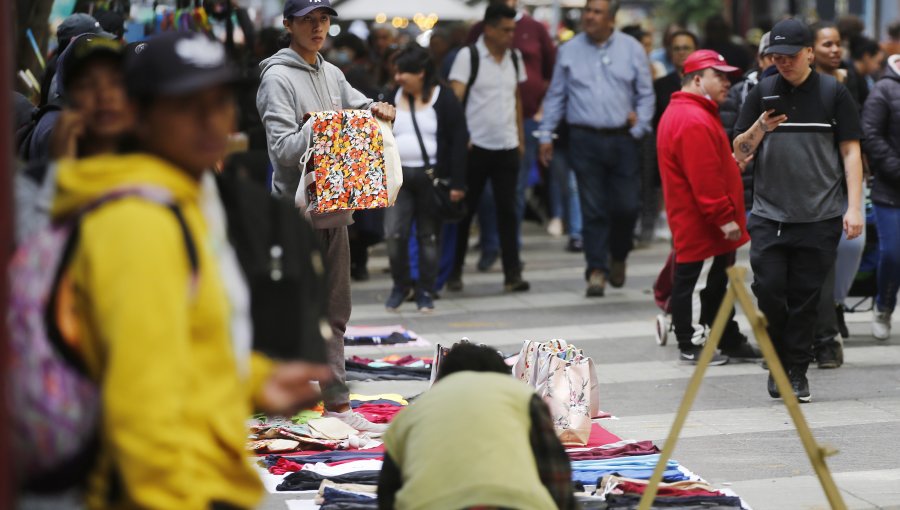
[393,86,440,167]
[449,37,527,151]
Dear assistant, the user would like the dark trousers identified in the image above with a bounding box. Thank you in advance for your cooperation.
[748,215,842,369]
[671,252,743,351]
[315,226,351,410]
[452,146,522,281]
[813,265,840,351]
[568,128,640,277]
[384,166,439,293]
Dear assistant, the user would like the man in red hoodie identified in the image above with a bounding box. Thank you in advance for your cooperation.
[657,50,762,365]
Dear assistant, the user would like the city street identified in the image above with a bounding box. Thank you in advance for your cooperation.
[261,225,900,510]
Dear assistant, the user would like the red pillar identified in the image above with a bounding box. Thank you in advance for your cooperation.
[0,0,14,505]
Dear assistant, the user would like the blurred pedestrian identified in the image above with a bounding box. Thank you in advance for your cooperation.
[384,45,468,312]
[861,53,900,342]
[733,18,864,402]
[849,36,886,103]
[882,20,900,57]
[539,0,655,297]
[48,31,331,509]
[702,15,751,74]
[657,50,760,365]
[256,0,396,432]
[448,3,530,293]
[378,343,575,510]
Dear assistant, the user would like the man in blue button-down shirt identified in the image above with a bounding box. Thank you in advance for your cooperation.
[538,0,655,297]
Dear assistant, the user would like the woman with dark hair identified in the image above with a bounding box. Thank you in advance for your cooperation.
[384,44,468,313]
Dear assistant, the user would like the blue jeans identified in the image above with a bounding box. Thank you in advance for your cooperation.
[874,204,900,313]
[548,145,582,239]
[568,128,640,276]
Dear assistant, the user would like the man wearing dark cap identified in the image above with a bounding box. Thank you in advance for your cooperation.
[39,13,112,107]
[257,0,396,433]
[657,50,760,366]
[44,31,330,509]
[733,18,864,403]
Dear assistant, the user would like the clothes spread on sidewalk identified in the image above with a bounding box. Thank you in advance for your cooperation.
[566,440,660,460]
[276,470,382,491]
[344,325,430,347]
[345,355,432,381]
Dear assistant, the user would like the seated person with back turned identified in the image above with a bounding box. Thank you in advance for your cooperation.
[378,343,575,510]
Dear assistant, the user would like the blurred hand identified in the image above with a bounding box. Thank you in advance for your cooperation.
[371,102,396,122]
[49,110,85,159]
[759,110,787,133]
[627,111,638,127]
[259,362,333,415]
[844,208,863,240]
[734,153,754,172]
[450,189,466,203]
[719,221,742,241]
[539,142,553,167]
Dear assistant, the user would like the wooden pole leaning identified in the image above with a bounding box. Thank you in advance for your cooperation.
[636,266,846,510]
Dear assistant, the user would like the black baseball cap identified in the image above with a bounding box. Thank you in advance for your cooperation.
[764,18,813,56]
[58,34,124,92]
[125,32,238,98]
[283,0,338,19]
[57,13,113,47]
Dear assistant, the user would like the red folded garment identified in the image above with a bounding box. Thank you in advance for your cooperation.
[567,440,660,460]
[355,403,404,424]
[269,457,303,475]
[616,480,724,497]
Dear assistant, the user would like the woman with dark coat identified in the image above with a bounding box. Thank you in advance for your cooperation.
[383,44,468,312]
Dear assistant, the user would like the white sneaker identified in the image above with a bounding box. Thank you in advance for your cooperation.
[873,309,892,341]
[547,217,564,237]
[323,410,388,434]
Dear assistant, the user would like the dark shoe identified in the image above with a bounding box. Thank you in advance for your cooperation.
[416,291,435,313]
[476,251,499,272]
[679,345,729,365]
[385,287,411,311]
[504,275,530,293]
[721,341,763,361]
[835,305,849,339]
[816,343,842,369]
[566,238,584,253]
[609,259,627,288]
[446,276,463,292]
[586,270,606,297]
[767,372,780,399]
[789,367,811,403]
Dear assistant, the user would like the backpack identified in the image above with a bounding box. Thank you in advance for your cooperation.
[462,43,521,108]
[8,187,198,489]
[16,103,62,161]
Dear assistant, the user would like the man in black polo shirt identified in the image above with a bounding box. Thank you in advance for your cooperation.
[732,18,864,403]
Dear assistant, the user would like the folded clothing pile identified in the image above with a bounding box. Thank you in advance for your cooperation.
[345,355,432,381]
[344,325,422,346]
[247,416,382,454]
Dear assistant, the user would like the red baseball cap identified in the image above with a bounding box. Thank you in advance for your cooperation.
[682,50,740,75]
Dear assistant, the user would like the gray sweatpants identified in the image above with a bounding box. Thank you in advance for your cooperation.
[316,226,351,410]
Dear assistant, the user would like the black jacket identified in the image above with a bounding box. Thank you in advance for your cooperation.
[389,84,470,190]
[862,57,900,207]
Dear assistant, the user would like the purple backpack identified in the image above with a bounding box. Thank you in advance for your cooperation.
[8,186,197,487]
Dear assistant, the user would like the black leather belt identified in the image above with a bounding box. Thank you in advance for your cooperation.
[570,124,630,136]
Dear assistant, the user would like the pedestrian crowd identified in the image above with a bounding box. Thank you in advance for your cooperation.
[8,0,900,507]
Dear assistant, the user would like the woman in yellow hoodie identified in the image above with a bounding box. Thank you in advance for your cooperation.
[50,32,331,509]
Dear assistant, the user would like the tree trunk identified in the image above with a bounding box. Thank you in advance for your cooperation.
[15,0,55,97]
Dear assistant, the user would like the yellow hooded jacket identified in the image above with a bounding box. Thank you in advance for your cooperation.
[51,154,271,510]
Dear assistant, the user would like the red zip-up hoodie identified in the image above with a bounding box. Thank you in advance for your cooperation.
[657,91,750,263]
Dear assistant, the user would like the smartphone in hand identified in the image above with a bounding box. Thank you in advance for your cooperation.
[761,95,787,117]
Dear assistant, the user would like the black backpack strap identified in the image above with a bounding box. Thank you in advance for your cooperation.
[757,74,778,102]
[510,48,520,80]
[818,73,839,126]
[463,44,479,109]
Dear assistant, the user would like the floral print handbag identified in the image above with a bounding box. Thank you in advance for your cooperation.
[295,110,400,214]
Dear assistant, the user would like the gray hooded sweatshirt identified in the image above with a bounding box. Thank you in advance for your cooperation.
[257,48,373,229]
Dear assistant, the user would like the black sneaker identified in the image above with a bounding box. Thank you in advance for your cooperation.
[477,251,498,272]
[446,277,463,292]
[504,276,530,293]
[767,372,780,399]
[679,346,729,365]
[566,238,584,253]
[385,287,411,312]
[416,291,435,313]
[609,259,627,288]
[721,341,763,361]
[816,343,842,370]
[789,368,811,403]
[835,305,849,339]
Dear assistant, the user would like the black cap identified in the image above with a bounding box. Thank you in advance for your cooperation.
[94,10,126,39]
[283,0,338,19]
[58,34,124,92]
[125,32,238,98]
[57,13,113,47]
[765,18,813,56]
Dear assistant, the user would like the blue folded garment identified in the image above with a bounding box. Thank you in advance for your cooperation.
[572,468,688,484]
